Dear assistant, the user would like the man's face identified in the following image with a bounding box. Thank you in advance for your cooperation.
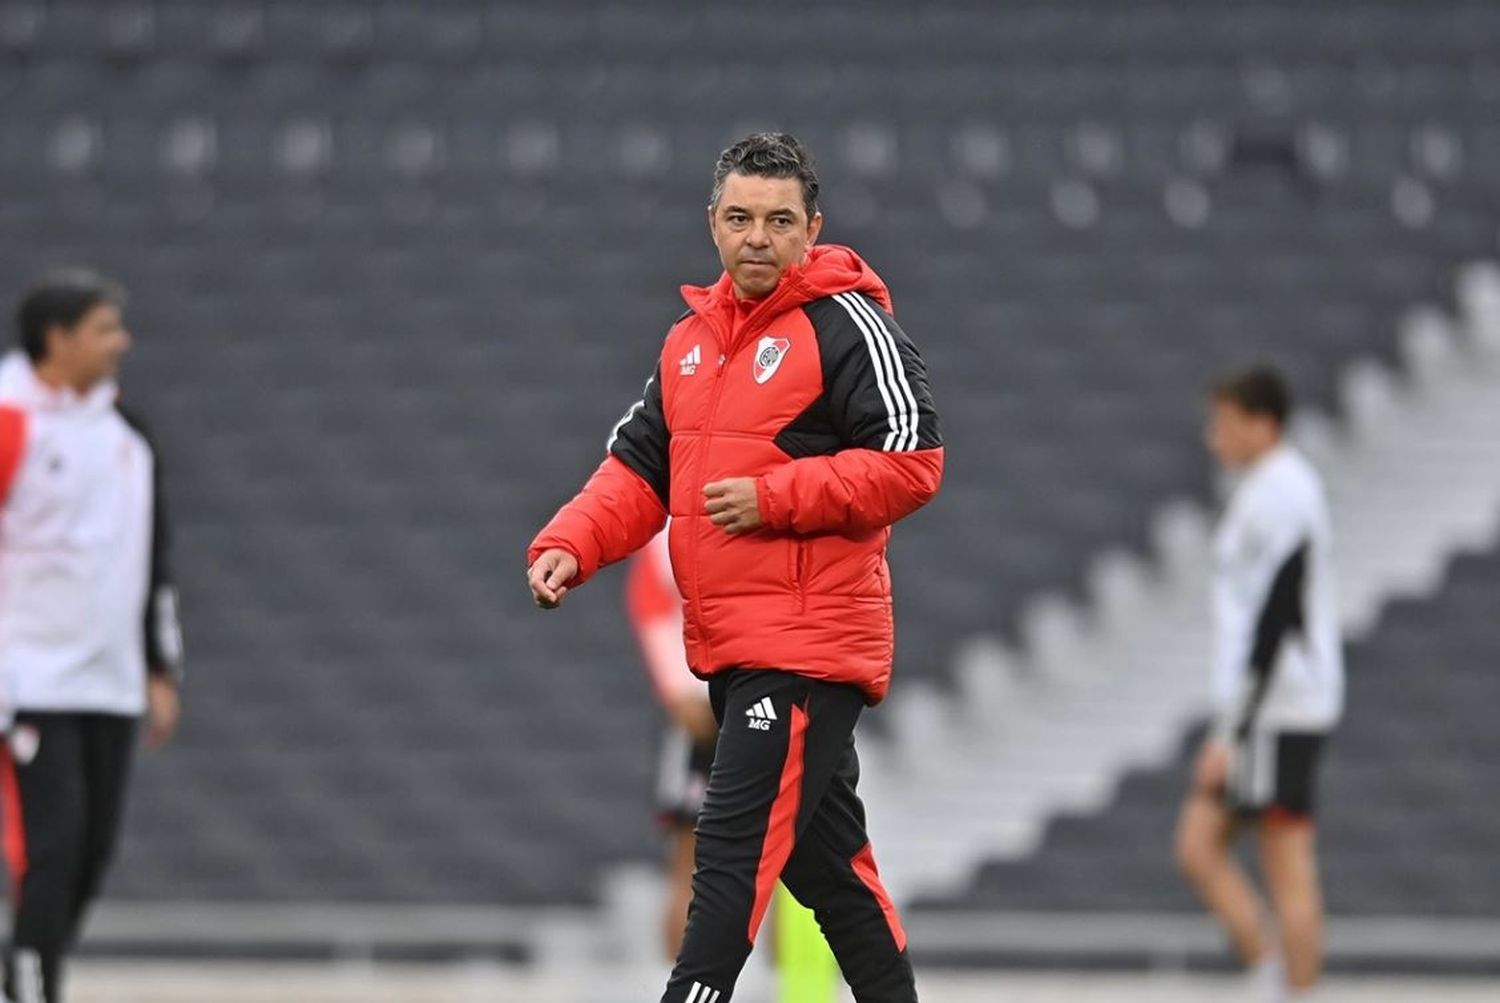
[1205,398,1276,471]
[47,303,131,389]
[709,172,823,300]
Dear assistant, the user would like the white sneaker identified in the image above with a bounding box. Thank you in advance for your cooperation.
[1245,956,1286,1002]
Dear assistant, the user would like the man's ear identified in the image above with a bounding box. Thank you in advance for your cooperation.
[807,211,824,247]
[42,322,70,362]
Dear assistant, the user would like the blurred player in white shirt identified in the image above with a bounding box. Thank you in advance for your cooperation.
[1176,365,1343,1003]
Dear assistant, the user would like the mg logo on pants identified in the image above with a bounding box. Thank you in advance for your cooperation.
[745,697,777,730]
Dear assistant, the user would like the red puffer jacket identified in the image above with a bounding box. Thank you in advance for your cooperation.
[529,245,944,703]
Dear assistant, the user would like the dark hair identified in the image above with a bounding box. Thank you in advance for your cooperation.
[1211,364,1292,426]
[709,132,820,220]
[15,268,126,362]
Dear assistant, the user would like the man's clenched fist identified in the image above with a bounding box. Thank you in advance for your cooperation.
[527,548,580,609]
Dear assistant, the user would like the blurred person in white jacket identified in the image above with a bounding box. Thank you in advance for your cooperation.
[0,271,183,1003]
[1175,365,1343,1003]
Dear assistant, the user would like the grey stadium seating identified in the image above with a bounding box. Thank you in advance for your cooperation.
[915,544,1500,917]
[0,1,1495,904]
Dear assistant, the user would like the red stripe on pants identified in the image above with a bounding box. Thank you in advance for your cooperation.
[1264,804,1313,828]
[851,841,907,952]
[747,704,807,943]
[0,744,28,901]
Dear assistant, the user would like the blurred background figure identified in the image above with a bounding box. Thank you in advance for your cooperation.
[626,527,717,959]
[1176,366,1342,1003]
[0,271,183,1003]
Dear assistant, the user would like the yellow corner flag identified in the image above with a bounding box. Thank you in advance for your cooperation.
[774,882,838,1003]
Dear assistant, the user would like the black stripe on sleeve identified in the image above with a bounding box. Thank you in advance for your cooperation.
[118,405,185,678]
[607,362,670,507]
[1236,541,1308,736]
[800,293,942,454]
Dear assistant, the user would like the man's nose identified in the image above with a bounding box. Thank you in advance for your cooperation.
[746,222,771,246]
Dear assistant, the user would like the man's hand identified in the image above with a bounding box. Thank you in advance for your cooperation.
[703,478,762,535]
[145,675,180,750]
[527,549,579,609]
[1193,738,1232,795]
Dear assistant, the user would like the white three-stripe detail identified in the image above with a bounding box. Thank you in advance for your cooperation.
[835,292,920,452]
[845,291,921,451]
[606,373,656,451]
[833,293,904,451]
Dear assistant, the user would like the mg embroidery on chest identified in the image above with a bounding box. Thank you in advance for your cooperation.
[752,336,791,384]
[679,344,702,376]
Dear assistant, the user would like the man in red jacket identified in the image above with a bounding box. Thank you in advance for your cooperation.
[528,133,942,1003]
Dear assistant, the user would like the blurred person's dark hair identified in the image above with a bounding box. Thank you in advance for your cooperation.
[15,269,127,362]
[710,132,820,220]
[1210,364,1292,427]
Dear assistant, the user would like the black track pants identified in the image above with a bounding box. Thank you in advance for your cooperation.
[661,669,917,1003]
[1,713,137,1003]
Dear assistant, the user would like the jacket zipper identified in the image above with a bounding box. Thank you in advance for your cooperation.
[684,280,803,662]
[689,332,732,667]
[793,539,808,614]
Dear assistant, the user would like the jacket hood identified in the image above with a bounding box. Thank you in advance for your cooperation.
[680,244,894,335]
[0,351,119,414]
